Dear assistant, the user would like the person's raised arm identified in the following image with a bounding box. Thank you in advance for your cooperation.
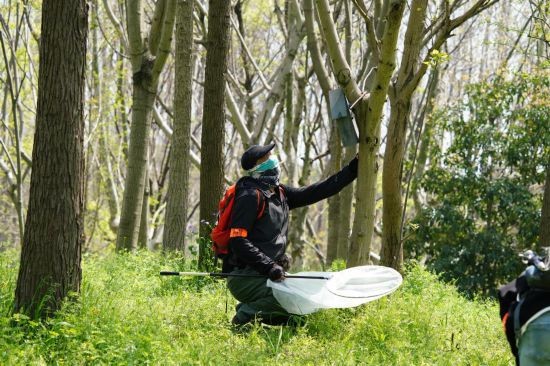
[283,157,358,210]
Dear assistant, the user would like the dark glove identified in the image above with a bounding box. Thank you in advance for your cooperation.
[347,156,358,175]
[268,264,285,282]
[276,254,292,271]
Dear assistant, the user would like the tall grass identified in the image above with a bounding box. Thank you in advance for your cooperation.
[0,249,513,365]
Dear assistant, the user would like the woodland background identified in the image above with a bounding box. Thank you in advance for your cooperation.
[0,0,549,318]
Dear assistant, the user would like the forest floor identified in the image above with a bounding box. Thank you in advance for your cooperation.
[0,249,513,365]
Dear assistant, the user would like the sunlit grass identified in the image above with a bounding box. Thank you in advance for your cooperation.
[0,249,513,365]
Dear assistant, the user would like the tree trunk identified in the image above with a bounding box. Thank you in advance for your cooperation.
[14,0,87,317]
[411,68,439,213]
[163,0,194,252]
[116,0,176,251]
[337,147,356,260]
[138,166,150,249]
[330,0,352,264]
[116,81,156,250]
[198,0,231,269]
[539,163,550,249]
[289,129,313,269]
[348,0,406,267]
[326,122,342,265]
[0,13,26,245]
[381,98,410,269]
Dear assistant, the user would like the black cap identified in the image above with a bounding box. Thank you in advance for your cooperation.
[241,143,276,170]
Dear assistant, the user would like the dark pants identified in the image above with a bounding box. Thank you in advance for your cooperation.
[226,266,290,322]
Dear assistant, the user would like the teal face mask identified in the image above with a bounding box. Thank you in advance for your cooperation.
[248,156,280,187]
[248,156,279,174]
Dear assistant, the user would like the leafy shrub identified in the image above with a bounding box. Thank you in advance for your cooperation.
[406,73,549,296]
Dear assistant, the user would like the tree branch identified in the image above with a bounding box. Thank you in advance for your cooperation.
[316,0,362,102]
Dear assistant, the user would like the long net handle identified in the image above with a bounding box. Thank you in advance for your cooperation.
[159,271,330,280]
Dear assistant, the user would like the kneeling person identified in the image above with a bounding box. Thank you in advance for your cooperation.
[224,143,358,326]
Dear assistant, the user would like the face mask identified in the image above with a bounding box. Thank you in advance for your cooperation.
[249,156,279,174]
[249,156,280,187]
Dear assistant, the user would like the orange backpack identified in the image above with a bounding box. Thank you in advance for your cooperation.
[210,184,266,258]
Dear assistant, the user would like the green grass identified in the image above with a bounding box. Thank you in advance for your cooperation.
[0,249,513,365]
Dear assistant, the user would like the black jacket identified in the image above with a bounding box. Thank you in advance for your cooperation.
[224,158,358,274]
[498,273,550,365]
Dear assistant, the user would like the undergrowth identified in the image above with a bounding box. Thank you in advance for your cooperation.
[0,249,513,365]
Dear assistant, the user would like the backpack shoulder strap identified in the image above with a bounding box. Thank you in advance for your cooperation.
[279,185,286,199]
[256,189,266,219]
[234,178,266,219]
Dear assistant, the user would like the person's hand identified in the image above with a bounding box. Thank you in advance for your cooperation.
[268,264,285,282]
[276,254,292,271]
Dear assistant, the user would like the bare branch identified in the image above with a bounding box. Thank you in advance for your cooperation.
[102,0,129,49]
[151,0,176,83]
[316,0,363,101]
[229,15,272,92]
[126,0,146,72]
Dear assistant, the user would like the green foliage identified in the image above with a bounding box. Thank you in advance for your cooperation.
[0,250,513,365]
[423,49,450,68]
[407,73,550,297]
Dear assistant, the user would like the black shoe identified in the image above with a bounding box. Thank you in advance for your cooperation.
[231,314,250,326]
[260,314,306,327]
[231,314,254,332]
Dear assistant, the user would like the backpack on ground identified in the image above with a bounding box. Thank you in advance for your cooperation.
[210,184,266,258]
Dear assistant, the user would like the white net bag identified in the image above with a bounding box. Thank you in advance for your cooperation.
[267,265,403,315]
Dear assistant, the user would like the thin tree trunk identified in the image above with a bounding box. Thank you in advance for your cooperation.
[14,0,87,317]
[251,0,305,144]
[380,0,494,271]
[117,83,156,250]
[116,0,176,250]
[539,163,550,249]
[198,0,231,269]
[289,131,313,269]
[326,123,342,265]
[337,147,355,260]
[234,0,256,132]
[287,75,311,268]
[303,0,343,265]
[381,0,427,271]
[0,23,25,245]
[86,0,101,246]
[329,0,352,264]
[163,0,194,252]
[412,68,439,212]
[381,98,410,269]
[348,0,406,267]
[138,165,150,249]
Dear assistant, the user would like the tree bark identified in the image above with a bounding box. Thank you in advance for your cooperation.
[289,121,314,269]
[539,163,550,249]
[333,0,354,264]
[381,0,427,270]
[411,68,439,213]
[138,166,150,249]
[0,27,25,245]
[198,0,231,269]
[14,0,87,317]
[348,0,406,267]
[116,0,176,250]
[337,147,356,260]
[163,0,194,252]
[326,123,342,265]
[381,98,410,269]
[116,79,156,250]
[380,0,495,271]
